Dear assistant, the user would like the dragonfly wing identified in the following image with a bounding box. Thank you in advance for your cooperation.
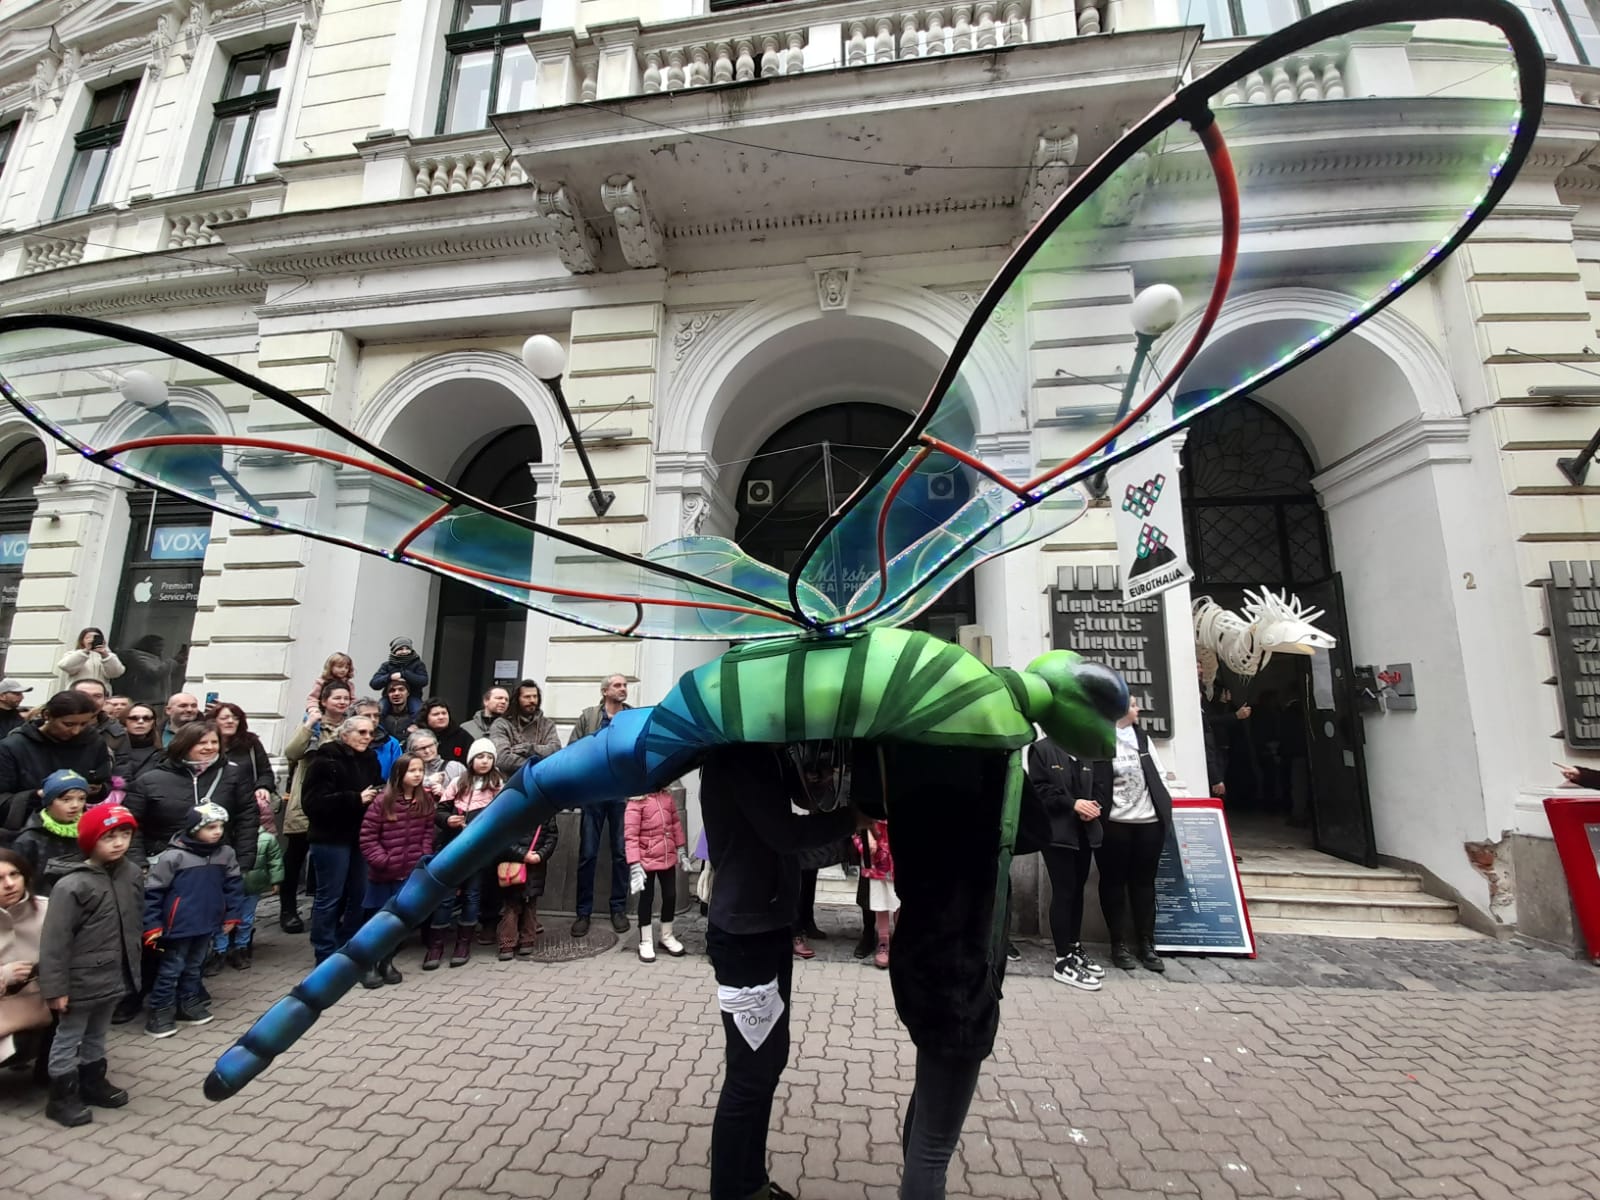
[0,317,807,640]
[789,0,1543,631]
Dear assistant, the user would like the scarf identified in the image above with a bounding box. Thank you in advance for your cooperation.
[40,811,79,839]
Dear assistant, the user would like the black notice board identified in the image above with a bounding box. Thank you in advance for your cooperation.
[1545,560,1600,749]
[1049,585,1173,738]
[1153,799,1256,956]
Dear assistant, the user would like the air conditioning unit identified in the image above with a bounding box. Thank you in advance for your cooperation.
[927,473,957,500]
[745,479,775,507]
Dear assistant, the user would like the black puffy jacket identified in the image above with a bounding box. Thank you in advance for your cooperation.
[0,722,115,841]
[301,741,381,846]
[125,756,259,870]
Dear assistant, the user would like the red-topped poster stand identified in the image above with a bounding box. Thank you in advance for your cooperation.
[1543,796,1600,962]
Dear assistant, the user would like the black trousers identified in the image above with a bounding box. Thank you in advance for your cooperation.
[1096,820,1165,946]
[901,1050,984,1200]
[794,868,817,936]
[638,868,677,924]
[1041,841,1096,956]
[707,924,793,1200]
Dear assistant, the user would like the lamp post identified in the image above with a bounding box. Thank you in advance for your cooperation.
[120,369,273,515]
[521,335,615,518]
[1089,283,1183,499]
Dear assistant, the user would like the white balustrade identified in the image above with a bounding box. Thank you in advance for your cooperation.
[167,205,250,249]
[866,1,1032,62]
[409,149,529,197]
[1217,50,1347,106]
[21,238,85,274]
[641,33,806,93]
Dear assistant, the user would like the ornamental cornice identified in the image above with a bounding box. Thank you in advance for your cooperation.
[665,194,1013,240]
[1154,147,1491,189]
[232,228,552,276]
[18,277,267,317]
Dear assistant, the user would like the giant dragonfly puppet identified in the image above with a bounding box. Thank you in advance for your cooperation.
[0,0,1542,1100]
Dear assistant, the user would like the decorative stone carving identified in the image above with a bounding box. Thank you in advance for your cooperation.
[1023,129,1077,227]
[681,494,710,536]
[816,268,852,311]
[601,175,663,270]
[1095,136,1148,227]
[532,182,600,274]
[672,310,729,362]
[181,3,211,67]
[942,290,1015,345]
[28,52,62,114]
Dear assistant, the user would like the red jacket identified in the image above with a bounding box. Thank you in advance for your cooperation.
[360,798,435,883]
[625,791,685,872]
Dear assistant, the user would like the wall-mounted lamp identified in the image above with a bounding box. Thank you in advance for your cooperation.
[1088,284,1183,499]
[522,335,614,518]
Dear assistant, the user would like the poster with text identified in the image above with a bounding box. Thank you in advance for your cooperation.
[1153,799,1256,957]
[1108,439,1193,605]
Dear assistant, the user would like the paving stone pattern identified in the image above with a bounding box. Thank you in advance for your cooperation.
[3,907,1597,1200]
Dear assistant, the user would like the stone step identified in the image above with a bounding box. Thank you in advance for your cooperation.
[1246,887,1459,924]
[1248,915,1487,941]
[1238,864,1423,893]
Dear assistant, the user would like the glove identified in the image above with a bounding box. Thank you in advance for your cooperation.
[677,847,693,874]
[143,930,162,948]
[629,863,646,895]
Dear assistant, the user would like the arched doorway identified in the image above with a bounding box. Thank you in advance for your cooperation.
[734,402,976,639]
[0,439,44,666]
[1180,395,1375,865]
[430,427,542,709]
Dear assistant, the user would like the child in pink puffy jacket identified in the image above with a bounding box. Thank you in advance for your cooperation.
[624,790,688,963]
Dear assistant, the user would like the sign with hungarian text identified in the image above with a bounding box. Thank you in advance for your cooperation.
[1153,799,1256,957]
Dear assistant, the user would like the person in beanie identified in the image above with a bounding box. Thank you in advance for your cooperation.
[427,739,503,969]
[215,794,282,971]
[368,636,429,695]
[13,770,90,897]
[37,801,142,1127]
[141,802,242,1038]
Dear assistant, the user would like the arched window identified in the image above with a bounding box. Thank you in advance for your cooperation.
[1180,395,1330,587]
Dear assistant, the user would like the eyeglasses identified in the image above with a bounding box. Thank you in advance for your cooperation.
[126,715,155,723]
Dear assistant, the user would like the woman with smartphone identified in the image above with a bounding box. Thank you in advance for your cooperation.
[55,628,126,693]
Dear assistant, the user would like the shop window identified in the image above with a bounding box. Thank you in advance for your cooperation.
[0,121,17,188]
[198,44,290,190]
[112,492,213,706]
[57,80,139,219]
[0,441,44,668]
[437,0,541,134]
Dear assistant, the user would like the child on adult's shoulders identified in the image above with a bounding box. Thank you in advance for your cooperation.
[142,802,242,1040]
[37,801,143,1127]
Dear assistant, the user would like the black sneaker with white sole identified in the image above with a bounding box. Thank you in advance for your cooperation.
[1052,957,1104,992]
[1005,942,1022,963]
[1068,944,1106,978]
[175,1004,214,1026]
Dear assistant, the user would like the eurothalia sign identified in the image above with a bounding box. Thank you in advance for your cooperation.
[1107,440,1192,605]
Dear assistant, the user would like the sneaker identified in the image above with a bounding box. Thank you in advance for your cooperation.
[873,942,889,969]
[1053,957,1103,992]
[498,948,514,961]
[515,943,537,958]
[792,936,815,960]
[1068,944,1106,978]
[610,911,630,934]
[1005,942,1022,963]
[570,915,591,938]
[145,1009,177,1039]
[176,1003,214,1026]
[201,951,224,978]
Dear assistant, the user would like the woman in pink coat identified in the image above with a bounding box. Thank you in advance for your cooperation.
[624,790,687,963]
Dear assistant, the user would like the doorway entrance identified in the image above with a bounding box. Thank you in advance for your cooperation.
[1180,396,1376,866]
[430,427,540,714]
[0,440,44,669]
[733,402,976,638]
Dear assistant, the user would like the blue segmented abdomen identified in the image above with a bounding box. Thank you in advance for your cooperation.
[204,705,709,1101]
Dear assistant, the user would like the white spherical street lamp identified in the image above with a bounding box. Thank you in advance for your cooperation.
[120,368,170,410]
[1130,284,1183,337]
[520,335,567,382]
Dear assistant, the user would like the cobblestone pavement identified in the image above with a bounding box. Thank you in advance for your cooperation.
[3,906,1597,1200]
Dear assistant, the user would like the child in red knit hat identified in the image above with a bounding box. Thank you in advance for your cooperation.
[36,801,142,1127]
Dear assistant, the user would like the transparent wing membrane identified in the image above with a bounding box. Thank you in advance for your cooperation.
[788,0,1541,631]
[0,1,1542,644]
[0,323,807,640]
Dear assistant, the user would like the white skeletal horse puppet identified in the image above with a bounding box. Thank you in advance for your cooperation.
[1193,588,1338,700]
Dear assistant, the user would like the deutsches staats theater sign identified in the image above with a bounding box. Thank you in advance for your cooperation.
[1050,564,1173,740]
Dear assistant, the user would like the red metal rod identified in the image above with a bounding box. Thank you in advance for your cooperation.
[919,435,1028,495]
[829,446,933,625]
[394,503,454,556]
[95,435,437,494]
[1024,116,1241,492]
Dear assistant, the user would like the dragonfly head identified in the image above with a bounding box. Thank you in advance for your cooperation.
[1020,651,1128,760]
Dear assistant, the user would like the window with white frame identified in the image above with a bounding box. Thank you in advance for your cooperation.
[1190,0,1309,39]
[0,121,17,186]
[57,80,139,219]
[198,44,290,190]
[1551,0,1600,62]
[437,0,541,135]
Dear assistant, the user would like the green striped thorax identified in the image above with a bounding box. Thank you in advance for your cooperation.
[671,628,1126,759]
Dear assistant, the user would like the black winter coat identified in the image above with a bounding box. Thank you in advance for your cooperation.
[500,812,560,899]
[123,739,161,782]
[125,757,259,870]
[301,742,381,846]
[11,812,85,896]
[37,856,143,1005]
[224,737,276,795]
[1027,737,1104,850]
[0,723,115,841]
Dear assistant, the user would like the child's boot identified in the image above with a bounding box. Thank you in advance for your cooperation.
[873,911,891,969]
[77,1060,129,1108]
[449,924,473,967]
[360,959,384,989]
[659,920,686,957]
[422,927,446,971]
[381,956,402,985]
[46,1074,91,1127]
[638,921,656,963]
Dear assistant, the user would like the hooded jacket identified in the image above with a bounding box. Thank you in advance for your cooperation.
[143,833,243,941]
[359,794,435,882]
[38,855,143,1004]
[12,811,85,896]
[0,722,115,839]
[242,828,284,897]
[1027,736,1104,851]
[300,740,382,846]
[625,791,686,872]
[500,811,560,899]
[489,697,561,775]
[55,647,126,691]
[368,654,429,695]
[125,756,258,870]
[281,720,339,837]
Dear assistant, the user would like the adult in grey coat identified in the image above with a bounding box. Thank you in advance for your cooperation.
[488,680,561,775]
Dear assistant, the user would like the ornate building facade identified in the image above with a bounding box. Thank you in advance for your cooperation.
[3,0,1600,945]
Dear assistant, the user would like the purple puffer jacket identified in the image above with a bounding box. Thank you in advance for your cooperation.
[359,799,435,883]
